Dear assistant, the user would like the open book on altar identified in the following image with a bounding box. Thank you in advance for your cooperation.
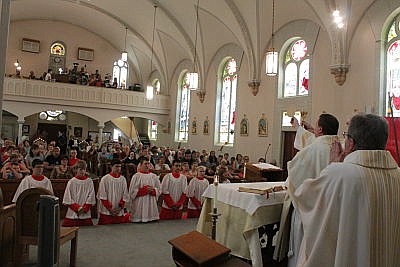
[238,185,287,195]
[251,162,282,170]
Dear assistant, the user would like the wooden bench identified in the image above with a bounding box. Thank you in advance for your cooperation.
[0,187,16,267]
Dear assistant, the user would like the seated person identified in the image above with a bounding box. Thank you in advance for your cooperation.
[2,162,24,179]
[50,156,73,179]
[1,153,30,176]
[154,155,170,171]
[12,159,54,202]
[69,149,79,167]
[44,146,62,172]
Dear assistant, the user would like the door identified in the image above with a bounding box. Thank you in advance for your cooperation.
[282,131,298,180]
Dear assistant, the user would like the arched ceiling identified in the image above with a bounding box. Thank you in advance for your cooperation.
[9,0,380,88]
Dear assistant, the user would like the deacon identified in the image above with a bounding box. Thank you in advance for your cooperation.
[159,160,187,220]
[275,113,339,267]
[291,113,400,267]
[129,157,161,222]
[62,160,96,226]
[97,159,130,224]
[186,166,209,218]
[12,159,53,202]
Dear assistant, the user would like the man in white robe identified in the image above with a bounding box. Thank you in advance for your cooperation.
[274,113,339,266]
[291,113,400,267]
[97,159,130,224]
[12,159,53,202]
[129,158,161,222]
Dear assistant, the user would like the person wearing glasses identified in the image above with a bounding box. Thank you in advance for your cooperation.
[159,160,188,220]
[275,113,339,267]
[291,113,400,267]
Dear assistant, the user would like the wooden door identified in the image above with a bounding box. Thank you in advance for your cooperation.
[282,131,298,180]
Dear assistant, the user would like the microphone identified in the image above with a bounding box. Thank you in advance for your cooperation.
[264,144,271,162]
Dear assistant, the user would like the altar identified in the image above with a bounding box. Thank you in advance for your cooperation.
[197,182,286,267]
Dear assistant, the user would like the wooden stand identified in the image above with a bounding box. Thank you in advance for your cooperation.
[169,231,250,266]
[245,164,284,182]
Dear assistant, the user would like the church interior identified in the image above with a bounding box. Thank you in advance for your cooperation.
[1,0,400,266]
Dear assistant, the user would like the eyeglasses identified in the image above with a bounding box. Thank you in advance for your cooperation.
[342,131,352,139]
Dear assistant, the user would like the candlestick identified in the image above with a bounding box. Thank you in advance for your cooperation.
[243,163,247,179]
[213,175,219,210]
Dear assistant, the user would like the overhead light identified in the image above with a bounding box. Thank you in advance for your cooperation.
[332,10,345,29]
[189,0,200,90]
[265,0,278,76]
[14,60,19,67]
[122,26,128,61]
[16,65,22,71]
[146,4,158,100]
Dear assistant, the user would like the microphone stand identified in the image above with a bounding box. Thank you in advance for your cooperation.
[264,144,271,162]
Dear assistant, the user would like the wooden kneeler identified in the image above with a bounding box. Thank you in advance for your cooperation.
[168,231,250,267]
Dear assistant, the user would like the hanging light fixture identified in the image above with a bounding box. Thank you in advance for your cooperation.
[122,26,128,62]
[188,0,200,90]
[146,4,158,100]
[265,0,278,76]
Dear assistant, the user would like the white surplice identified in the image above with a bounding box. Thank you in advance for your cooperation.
[293,125,315,151]
[12,175,54,202]
[290,150,400,267]
[160,173,187,210]
[97,174,129,216]
[128,172,161,222]
[275,134,337,265]
[187,177,209,209]
[63,177,96,219]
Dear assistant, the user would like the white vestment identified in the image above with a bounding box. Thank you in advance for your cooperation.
[160,173,187,210]
[97,174,129,216]
[63,177,96,219]
[128,172,161,222]
[274,135,337,265]
[187,177,209,209]
[293,126,315,150]
[12,175,54,202]
[291,150,400,267]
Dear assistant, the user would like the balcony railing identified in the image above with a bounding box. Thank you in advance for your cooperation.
[3,77,169,115]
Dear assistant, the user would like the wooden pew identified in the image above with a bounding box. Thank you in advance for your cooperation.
[0,187,16,267]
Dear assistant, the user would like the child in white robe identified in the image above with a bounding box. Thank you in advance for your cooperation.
[12,159,53,202]
[159,160,187,220]
[62,160,96,226]
[129,158,161,222]
[187,166,209,218]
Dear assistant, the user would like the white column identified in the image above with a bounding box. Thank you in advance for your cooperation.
[98,123,104,145]
[17,119,25,145]
[0,0,11,133]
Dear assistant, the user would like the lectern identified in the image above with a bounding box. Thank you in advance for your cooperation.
[168,231,250,266]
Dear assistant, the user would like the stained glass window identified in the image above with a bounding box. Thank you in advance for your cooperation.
[148,120,157,140]
[112,59,128,88]
[217,58,237,144]
[386,16,400,117]
[283,39,310,97]
[50,43,65,56]
[281,111,301,126]
[39,110,66,121]
[176,72,191,141]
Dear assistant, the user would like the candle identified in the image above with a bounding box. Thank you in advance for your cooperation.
[243,163,247,179]
[213,175,219,210]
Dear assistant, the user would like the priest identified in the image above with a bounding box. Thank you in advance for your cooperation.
[274,113,339,266]
[291,113,400,267]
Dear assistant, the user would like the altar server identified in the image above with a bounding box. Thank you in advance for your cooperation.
[62,160,96,226]
[97,159,130,224]
[291,114,400,267]
[187,166,209,218]
[159,160,187,220]
[275,113,339,267]
[12,159,53,202]
[129,157,160,222]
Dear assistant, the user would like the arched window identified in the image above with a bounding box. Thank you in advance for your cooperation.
[112,59,128,89]
[176,72,191,142]
[216,58,237,144]
[283,39,310,97]
[386,15,400,116]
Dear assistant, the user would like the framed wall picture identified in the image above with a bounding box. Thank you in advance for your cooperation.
[78,47,94,61]
[258,113,268,137]
[22,125,30,134]
[22,38,40,53]
[240,115,249,136]
[74,127,83,138]
[191,117,197,135]
[203,116,209,135]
